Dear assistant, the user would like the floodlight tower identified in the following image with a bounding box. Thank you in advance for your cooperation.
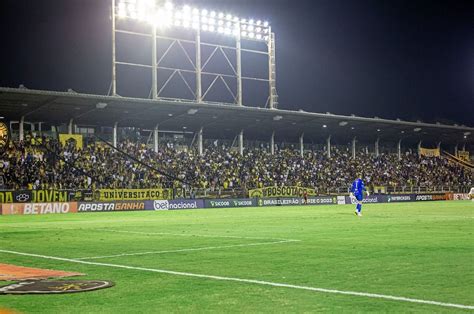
[111,0,278,108]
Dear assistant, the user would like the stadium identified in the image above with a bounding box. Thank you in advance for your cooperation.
[0,0,473,312]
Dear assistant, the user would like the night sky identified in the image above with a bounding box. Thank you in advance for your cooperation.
[0,0,472,125]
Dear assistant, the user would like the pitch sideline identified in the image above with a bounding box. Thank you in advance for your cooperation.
[0,249,472,310]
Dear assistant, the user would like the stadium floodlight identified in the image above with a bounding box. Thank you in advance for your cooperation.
[112,0,277,109]
[115,0,270,41]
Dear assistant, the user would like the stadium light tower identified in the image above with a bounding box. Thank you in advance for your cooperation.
[111,0,278,108]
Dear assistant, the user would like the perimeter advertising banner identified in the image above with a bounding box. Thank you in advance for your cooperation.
[150,199,205,210]
[248,186,316,198]
[96,188,173,201]
[256,196,336,207]
[1,202,78,215]
[205,198,257,208]
[78,201,149,212]
[0,190,69,203]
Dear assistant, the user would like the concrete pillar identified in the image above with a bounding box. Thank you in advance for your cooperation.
[352,137,356,159]
[397,139,402,160]
[375,138,380,157]
[418,140,422,156]
[437,142,441,151]
[153,125,159,153]
[327,135,331,158]
[299,133,304,158]
[270,131,275,155]
[238,130,244,156]
[19,116,25,141]
[113,122,118,147]
[38,122,43,136]
[454,144,458,156]
[68,119,74,134]
[198,127,203,156]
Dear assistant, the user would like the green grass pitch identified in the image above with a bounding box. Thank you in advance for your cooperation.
[1,201,473,313]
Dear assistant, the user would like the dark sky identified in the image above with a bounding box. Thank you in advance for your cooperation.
[1,0,472,125]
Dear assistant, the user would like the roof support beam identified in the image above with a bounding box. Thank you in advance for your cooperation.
[299,133,304,158]
[454,144,458,157]
[198,127,203,156]
[113,122,118,147]
[352,137,356,159]
[153,125,159,153]
[239,130,244,156]
[327,135,331,159]
[375,138,380,157]
[398,139,402,160]
[68,119,74,135]
[270,131,275,155]
[19,116,24,142]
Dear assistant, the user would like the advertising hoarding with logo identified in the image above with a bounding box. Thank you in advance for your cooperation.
[78,201,149,212]
[150,199,205,210]
[1,202,78,215]
[205,199,257,208]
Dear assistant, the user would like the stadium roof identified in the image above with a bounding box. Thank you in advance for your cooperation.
[0,87,472,146]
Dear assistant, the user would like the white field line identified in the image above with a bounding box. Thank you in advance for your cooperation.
[0,250,472,310]
[75,240,299,260]
[95,228,299,242]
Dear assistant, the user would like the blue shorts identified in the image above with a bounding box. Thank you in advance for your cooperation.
[354,193,363,201]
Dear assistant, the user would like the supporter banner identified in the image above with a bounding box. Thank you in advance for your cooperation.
[0,190,69,203]
[78,201,148,212]
[453,193,470,200]
[419,147,440,157]
[149,199,204,210]
[1,202,77,215]
[97,188,172,201]
[205,198,256,208]
[257,196,336,207]
[457,151,470,162]
[59,134,83,149]
[248,186,316,198]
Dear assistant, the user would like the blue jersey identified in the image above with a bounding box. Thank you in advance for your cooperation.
[351,178,366,195]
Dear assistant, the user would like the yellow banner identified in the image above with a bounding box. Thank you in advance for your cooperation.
[59,134,83,149]
[249,186,317,198]
[419,147,440,157]
[458,151,470,162]
[97,188,172,201]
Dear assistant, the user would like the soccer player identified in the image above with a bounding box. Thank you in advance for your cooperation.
[350,176,369,216]
[303,190,308,205]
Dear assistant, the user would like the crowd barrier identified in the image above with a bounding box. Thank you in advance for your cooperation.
[0,193,467,215]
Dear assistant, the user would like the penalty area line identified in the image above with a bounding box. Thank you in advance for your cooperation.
[0,249,473,310]
[75,240,300,260]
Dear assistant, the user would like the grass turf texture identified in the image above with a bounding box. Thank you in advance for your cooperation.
[0,201,473,313]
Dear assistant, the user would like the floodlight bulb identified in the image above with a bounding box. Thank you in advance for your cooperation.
[192,8,199,15]
[256,34,262,39]
[208,18,215,25]
[218,26,224,33]
[256,20,262,25]
[209,25,215,32]
[201,9,208,16]
[183,21,190,28]
[224,27,231,34]
[226,14,232,20]
[218,12,224,18]
[264,35,269,41]
[233,16,239,22]
[241,18,247,23]
[241,25,246,30]
[249,19,254,24]
[256,27,262,33]
[248,32,255,38]
[218,20,224,25]
[183,5,190,12]
[263,21,269,27]
[247,25,254,31]
[202,17,208,23]
[264,28,269,34]
[164,2,173,10]
[241,31,247,37]
[202,24,208,31]
[210,11,216,17]
[226,21,232,27]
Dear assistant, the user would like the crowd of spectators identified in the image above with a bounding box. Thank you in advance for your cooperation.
[0,134,472,194]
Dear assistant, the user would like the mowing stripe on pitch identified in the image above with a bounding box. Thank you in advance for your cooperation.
[76,240,299,260]
[95,228,299,242]
[0,249,472,310]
